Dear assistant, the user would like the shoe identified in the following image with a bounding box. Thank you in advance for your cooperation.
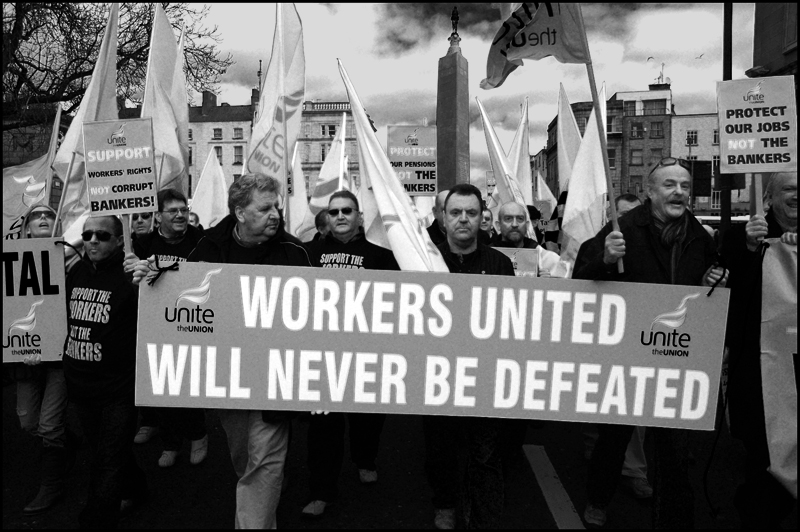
[301,500,327,518]
[23,485,63,515]
[134,426,158,444]
[190,435,208,465]
[158,450,179,468]
[23,446,65,515]
[622,476,653,499]
[358,468,378,484]
[434,508,456,529]
[583,504,607,527]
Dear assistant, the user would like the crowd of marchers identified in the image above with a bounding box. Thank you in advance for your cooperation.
[5,160,796,529]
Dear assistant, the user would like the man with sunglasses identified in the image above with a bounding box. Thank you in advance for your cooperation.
[130,211,154,238]
[64,215,148,528]
[300,190,399,518]
[130,189,210,468]
[169,173,311,529]
[574,157,726,528]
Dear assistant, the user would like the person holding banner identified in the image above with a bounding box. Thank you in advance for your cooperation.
[424,184,515,530]
[63,214,148,528]
[721,171,797,528]
[130,189,210,468]
[301,190,400,518]
[9,205,76,515]
[573,158,726,528]
[311,208,330,242]
[180,173,312,529]
[491,201,562,277]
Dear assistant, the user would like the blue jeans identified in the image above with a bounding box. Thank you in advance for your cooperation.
[74,395,147,529]
[218,410,289,529]
[16,366,68,448]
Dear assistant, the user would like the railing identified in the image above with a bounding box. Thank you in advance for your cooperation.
[303,102,351,112]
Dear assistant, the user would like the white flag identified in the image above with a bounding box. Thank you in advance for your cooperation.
[557,83,582,192]
[3,106,61,238]
[141,4,189,194]
[246,3,304,194]
[285,143,309,237]
[339,60,448,272]
[481,3,590,89]
[294,117,347,242]
[476,97,536,240]
[560,85,608,268]
[534,170,557,221]
[506,98,533,205]
[52,2,118,255]
[191,150,229,229]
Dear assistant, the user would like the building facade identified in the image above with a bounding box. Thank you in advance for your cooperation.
[298,100,360,192]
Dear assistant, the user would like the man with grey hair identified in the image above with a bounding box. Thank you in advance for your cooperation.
[722,171,796,528]
[574,157,726,528]
[177,173,311,528]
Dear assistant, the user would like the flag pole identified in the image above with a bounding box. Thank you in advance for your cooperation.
[52,151,77,238]
[338,112,346,191]
[576,3,623,273]
[277,5,291,222]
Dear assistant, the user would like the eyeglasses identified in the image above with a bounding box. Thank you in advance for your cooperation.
[132,213,152,221]
[649,157,692,177]
[30,211,56,221]
[328,207,355,216]
[162,207,189,216]
[81,230,115,242]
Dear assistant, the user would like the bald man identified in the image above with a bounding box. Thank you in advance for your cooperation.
[491,201,562,277]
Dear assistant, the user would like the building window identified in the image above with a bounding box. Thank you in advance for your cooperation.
[686,130,698,146]
[650,121,663,138]
[713,129,719,145]
[234,146,243,165]
[321,142,332,161]
[630,176,643,196]
[321,124,337,137]
[303,123,311,137]
[630,149,643,166]
[649,148,663,165]
[623,101,636,117]
[713,155,720,176]
[606,115,616,134]
[233,127,243,140]
[188,147,193,166]
[643,99,666,116]
[213,128,222,140]
[630,122,644,139]
[607,149,616,169]
[214,146,222,164]
[687,155,698,161]
[711,190,721,209]
[577,117,586,135]
[785,3,797,51]
[188,129,193,141]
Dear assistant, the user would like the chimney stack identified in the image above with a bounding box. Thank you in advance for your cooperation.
[201,91,217,116]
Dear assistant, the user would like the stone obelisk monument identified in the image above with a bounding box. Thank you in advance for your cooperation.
[436,7,470,190]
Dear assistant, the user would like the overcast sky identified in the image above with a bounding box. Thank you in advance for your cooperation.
[200,3,755,187]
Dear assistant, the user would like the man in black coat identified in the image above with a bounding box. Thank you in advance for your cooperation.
[721,171,797,528]
[574,157,726,528]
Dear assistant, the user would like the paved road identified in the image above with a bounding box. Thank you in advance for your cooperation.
[3,383,796,529]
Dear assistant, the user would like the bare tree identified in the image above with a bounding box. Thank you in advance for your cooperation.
[2,2,233,130]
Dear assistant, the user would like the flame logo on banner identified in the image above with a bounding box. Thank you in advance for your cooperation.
[649,293,701,331]
[8,300,44,334]
[174,268,222,307]
[109,123,125,141]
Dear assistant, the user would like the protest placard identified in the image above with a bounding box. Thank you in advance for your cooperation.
[387,126,437,196]
[717,76,797,174]
[495,247,539,277]
[136,263,730,430]
[82,117,158,216]
[3,238,67,362]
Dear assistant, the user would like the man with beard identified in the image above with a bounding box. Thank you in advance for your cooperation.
[491,201,562,276]
[574,157,726,528]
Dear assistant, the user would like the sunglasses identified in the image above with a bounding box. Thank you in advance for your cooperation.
[132,213,152,221]
[30,210,56,221]
[328,207,355,216]
[162,207,189,216]
[81,230,116,242]
[649,157,692,177]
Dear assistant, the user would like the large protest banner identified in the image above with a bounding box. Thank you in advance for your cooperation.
[387,126,438,196]
[136,263,729,430]
[3,238,67,362]
[717,76,797,174]
[82,118,158,215]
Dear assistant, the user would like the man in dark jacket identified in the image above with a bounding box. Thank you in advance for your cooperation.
[183,173,311,529]
[300,190,400,518]
[64,215,147,528]
[574,157,726,528]
[130,189,210,467]
[425,184,515,530]
[427,189,450,245]
[721,171,797,528]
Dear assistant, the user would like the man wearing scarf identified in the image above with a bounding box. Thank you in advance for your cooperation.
[573,157,726,528]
